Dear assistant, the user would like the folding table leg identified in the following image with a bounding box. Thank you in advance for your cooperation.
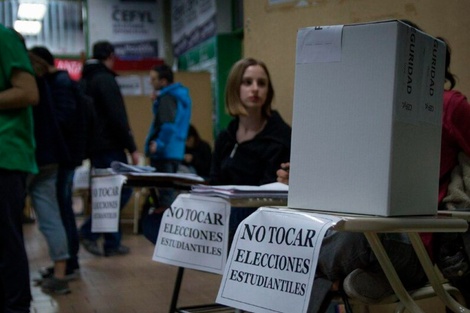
[169,267,185,313]
[364,232,425,313]
[408,232,470,313]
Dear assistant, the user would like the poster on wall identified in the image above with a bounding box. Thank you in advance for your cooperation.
[171,0,217,56]
[87,0,164,59]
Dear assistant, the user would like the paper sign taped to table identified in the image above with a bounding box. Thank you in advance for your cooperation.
[153,194,231,275]
[217,207,340,313]
[72,162,90,190]
[91,175,127,233]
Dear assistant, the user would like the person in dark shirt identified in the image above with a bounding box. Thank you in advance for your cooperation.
[79,41,140,257]
[210,57,291,237]
[180,124,212,179]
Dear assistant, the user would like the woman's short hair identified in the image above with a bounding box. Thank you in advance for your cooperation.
[225,57,274,118]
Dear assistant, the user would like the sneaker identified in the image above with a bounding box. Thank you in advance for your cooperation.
[81,239,103,256]
[39,266,80,281]
[104,245,130,257]
[343,268,394,303]
[41,277,71,295]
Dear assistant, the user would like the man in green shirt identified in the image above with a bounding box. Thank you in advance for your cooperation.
[0,24,39,313]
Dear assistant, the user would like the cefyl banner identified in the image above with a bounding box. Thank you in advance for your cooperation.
[153,194,231,275]
[217,207,340,313]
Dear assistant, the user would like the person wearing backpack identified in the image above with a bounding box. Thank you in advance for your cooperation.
[79,41,140,257]
[29,46,85,280]
[26,52,72,294]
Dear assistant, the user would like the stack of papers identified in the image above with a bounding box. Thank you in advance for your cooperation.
[110,161,155,173]
[126,172,205,183]
[191,182,288,199]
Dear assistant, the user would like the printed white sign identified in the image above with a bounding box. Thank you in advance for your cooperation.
[296,25,343,64]
[87,0,164,58]
[116,75,143,96]
[72,162,90,190]
[153,194,231,275]
[217,207,340,313]
[91,175,127,233]
[171,0,217,56]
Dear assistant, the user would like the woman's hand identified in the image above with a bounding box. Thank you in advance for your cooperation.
[149,141,157,154]
[277,162,290,185]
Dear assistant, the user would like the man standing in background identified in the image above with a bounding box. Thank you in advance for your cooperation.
[79,41,140,257]
[0,23,39,313]
[145,64,192,212]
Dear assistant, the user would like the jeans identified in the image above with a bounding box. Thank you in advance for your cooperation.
[27,164,69,261]
[308,230,427,313]
[149,159,180,208]
[57,166,80,271]
[0,169,31,313]
[80,150,133,251]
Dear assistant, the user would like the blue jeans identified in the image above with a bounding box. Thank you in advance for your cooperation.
[80,150,133,251]
[27,164,69,261]
[57,166,80,270]
[308,231,427,313]
[0,169,31,313]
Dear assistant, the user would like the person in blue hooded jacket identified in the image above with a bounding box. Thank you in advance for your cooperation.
[145,64,192,212]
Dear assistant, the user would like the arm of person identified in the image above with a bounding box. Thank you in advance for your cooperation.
[449,92,470,155]
[0,68,38,109]
[209,134,224,185]
[154,95,177,152]
[191,141,212,177]
[51,71,76,129]
[259,145,291,185]
[277,162,290,185]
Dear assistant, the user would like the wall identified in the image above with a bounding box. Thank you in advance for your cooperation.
[121,71,213,157]
[243,0,470,125]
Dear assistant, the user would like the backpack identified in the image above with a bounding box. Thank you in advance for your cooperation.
[71,78,97,163]
[47,70,96,167]
[434,228,470,281]
[436,153,470,282]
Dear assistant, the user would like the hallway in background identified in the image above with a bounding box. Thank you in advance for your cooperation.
[24,218,222,313]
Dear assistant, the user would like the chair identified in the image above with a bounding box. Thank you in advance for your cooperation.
[329,214,470,313]
[337,276,466,313]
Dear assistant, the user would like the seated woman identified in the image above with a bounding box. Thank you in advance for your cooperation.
[141,58,291,244]
[180,124,212,179]
[210,57,291,238]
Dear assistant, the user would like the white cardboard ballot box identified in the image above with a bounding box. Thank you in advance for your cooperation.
[288,20,446,216]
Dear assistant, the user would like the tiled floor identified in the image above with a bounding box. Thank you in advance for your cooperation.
[24,218,223,313]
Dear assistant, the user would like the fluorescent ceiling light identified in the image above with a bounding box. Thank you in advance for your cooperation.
[14,20,42,35]
[17,3,47,20]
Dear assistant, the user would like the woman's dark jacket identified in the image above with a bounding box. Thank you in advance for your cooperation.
[210,110,291,185]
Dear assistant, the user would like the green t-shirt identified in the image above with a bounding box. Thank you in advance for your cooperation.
[0,25,38,173]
